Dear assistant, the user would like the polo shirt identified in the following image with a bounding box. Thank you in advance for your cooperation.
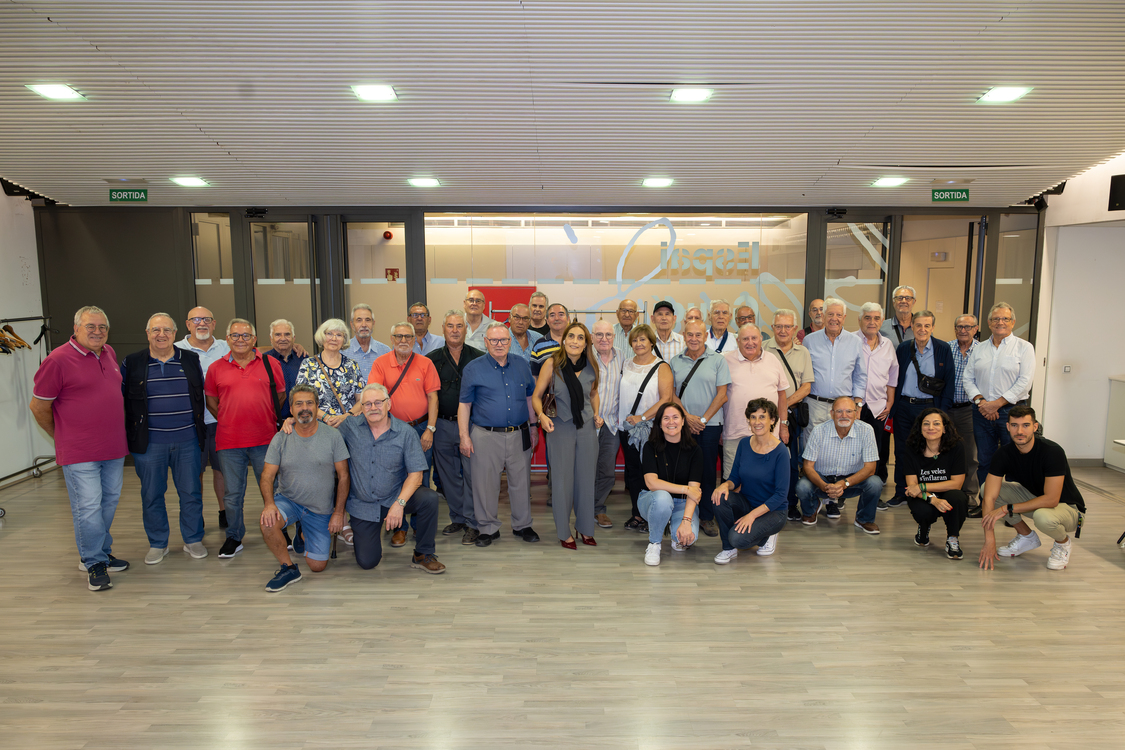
[852,331,898,415]
[32,338,128,466]
[263,348,307,419]
[763,339,815,399]
[464,315,494,351]
[175,335,230,425]
[509,329,543,361]
[652,330,685,360]
[803,329,868,400]
[343,337,391,381]
[412,331,444,356]
[670,349,731,426]
[880,317,915,345]
[428,344,484,419]
[801,419,879,476]
[203,350,286,450]
[722,348,788,441]
[706,328,737,354]
[138,351,195,443]
[529,335,562,376]
[459,353,534,428]
[367,351,441,423]
[900,338,936,400]
[337,415,429,521]
[963,334,1035,405]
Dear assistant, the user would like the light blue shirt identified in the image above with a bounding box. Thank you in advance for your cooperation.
[802,419,879,476]
[412,332,444,356]
[669,349,732,426]
[508,329,543,361]
[803,329,867,400]
[175,335,230,425]
[593,347,625,434]
[344,337,391,381]
[900,338,935,400]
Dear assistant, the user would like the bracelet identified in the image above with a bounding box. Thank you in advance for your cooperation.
[682,517,693,523]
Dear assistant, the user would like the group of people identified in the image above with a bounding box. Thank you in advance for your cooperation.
[30,284,1085,593]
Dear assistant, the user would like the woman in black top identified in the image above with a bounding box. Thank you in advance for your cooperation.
[637,402,704,567]
[902,407,969,559]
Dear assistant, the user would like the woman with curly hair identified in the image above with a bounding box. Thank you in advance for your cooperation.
[902,407,969,559]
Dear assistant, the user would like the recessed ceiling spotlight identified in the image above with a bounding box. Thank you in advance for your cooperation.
[171,176,209,187]
[408,177,440,187]
[670,88,713,103]
[642,177,674,188]
[352,85,397,102]
[26,83,85,100]
[978,86,1032,103]
[873,177,909,187]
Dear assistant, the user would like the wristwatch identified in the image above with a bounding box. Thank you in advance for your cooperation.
[1006,504,1014,517]
[700,416,708,425]
[780,419,789,426]
[844,478,851,488]
[397,498,407,508]
[426,424,436,433]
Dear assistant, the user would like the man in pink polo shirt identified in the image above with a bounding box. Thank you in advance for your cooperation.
[204,318,286,560]
[721,324,790,479]
[31,306,130,592]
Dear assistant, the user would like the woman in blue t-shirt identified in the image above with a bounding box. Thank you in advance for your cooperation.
[711,397,790,563]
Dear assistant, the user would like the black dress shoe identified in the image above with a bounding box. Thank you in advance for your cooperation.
[442,522,465,536]
[514,527,540,543]
[966,504,983,518]
[475,531,500,547]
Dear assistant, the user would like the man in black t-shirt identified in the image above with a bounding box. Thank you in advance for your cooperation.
[979,406,1085,571]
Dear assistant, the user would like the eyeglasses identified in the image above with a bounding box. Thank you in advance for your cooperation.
[773,324,795,331]
[148,327,175,335]
[593,332,614,339]
[80,324,109,333]
[228,333,254,341]
[187,317,214,325]
[362,397,390,408]
[324,331,345,339]
[954,324,977,332]
[617,308,637,315]
[893,296,915,302]
[391,333,415,341]
[408,312,429,319]
[509,314,530,322]
[465,297,485,305]
[485,338,511,346]
[736,316,754,324]
[990,316,1013,323]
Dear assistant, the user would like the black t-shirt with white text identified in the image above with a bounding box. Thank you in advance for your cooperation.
[901,441,966,488]
[642,440,703,489]
[989,435,1085,512]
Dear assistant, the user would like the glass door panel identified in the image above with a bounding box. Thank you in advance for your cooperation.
[995,213,1038,339]
[250,220,316,353]
[899,215,982,342]
[190,212,236,331]
[344,221,409,348]
[825,218,890,330]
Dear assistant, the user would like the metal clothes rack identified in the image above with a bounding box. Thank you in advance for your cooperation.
[0,315,57,499]
[487,302,649,321]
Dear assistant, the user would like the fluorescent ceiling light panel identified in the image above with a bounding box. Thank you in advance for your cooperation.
[642,177,674,188]
[873,177,909,187]
[171,176,209,187]
[978,86,1032,103]
[408,177,440,187]
[352,85,397,102]
[670,88,713,103]
[26,83,85,100]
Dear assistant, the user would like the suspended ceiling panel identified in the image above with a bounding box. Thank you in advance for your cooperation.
[1,0,1124,207]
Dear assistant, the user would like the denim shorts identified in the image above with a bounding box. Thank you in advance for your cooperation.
[273,495,333,561]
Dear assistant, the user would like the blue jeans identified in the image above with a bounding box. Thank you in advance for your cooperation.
[973,404,1015,489]
[796,475,883,524]
[638,489,700,545]
[217,444,270,542]
[133,438,204,548]
[62,458,125,568]
[272,495,333,562]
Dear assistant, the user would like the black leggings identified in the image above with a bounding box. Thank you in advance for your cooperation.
[619,431,644,519]
[908,489,969,538]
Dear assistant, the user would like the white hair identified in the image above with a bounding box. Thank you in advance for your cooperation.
[708,299,731,313]
[443,309,466,325]
[314,318,350,347]
[145,312,175,331]
[360,382,389,400]
[226,318,255,336]
[485,321,510,335]
[859,302,884,317]
[773,308,797,324]
[269,318,295,336]
[74,305,109,328]
[892,285,916,298]
[350,303,373,319]
[389,321,414,336]
[823,298,847,315]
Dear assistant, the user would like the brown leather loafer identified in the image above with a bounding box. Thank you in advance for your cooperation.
[391,529,407,547]
[854,521,881,535]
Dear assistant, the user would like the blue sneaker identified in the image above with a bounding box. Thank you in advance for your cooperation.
[265,564,302,593]
[292,522,305,555]
[886,496,907,508]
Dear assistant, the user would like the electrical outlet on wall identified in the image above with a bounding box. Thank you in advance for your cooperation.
[1063,365,1072,373]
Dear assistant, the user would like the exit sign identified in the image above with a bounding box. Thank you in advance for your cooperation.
[110,189,148,202]
[932,188,969,202]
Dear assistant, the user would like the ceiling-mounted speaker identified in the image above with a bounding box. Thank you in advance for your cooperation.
[1109,174,1125,211]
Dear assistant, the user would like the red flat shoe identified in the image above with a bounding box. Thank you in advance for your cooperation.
[560,538,577,550]
[578,533,597,547]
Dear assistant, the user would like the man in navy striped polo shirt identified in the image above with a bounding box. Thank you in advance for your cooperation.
[122,313,208,564]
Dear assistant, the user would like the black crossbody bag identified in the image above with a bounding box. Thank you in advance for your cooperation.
[261,353,285,430]
[772,349,809,428]
[911,350,946,397]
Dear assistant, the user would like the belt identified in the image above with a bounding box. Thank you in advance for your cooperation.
[951,401,973,409]
[475,421,529,433]
[437,414,458,422]
[809,395,840,404]
[903,396,934,405]
[408,416,428,427]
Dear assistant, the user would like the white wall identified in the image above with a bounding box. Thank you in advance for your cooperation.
[1044,151,1125,227]
[1040,225,1125,458]
[0,193,55,487]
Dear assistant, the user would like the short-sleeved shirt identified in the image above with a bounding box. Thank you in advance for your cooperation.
[263,349,307,419]
[464,315,495,351]
[412,331,444,356]
[641,439,704,490]
[652,330,685,361]
[428,344,485,419]
[880,317,915,345]
[33,338,128,465]
[343,337,391,381]
[613,322,636,356]
[722,348,788,441]
[135,351,195,444]
[264,425,350,514]
[900,442,966,487]
[989,436,1085,511]
[727,438,790,512]
[529,335,561,376]
[763,339,814,399]
[706,328,738,354]
[459,353,535,428]
[801,419,879,477]
[176,335,230,425]
[367,351,441,423]
[337,415,429,521]
[203,350,286,450]
[670,349,732,426]
[508,330,543,361]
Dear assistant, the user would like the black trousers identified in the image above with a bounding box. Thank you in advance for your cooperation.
[907,489,969,537]
[893,400,933,498]
[352,487,440,570]
[859,403,891,483]
[619,431,644,519]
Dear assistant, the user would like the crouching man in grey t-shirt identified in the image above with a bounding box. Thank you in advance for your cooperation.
[258,384,351,592]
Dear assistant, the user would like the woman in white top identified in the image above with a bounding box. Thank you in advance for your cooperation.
[617,324,674,532]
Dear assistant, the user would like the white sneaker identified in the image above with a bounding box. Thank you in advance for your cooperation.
[670,538,690,552]
[997,533,1042,557]
[1046,539,1072,570]
[182,542,208,559]
[756,534,779,556]
[144,547,169,565]
[714,548,738,565]
[644,542,662,566]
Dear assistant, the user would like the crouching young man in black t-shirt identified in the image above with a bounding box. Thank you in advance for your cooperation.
[979,406,1086,571]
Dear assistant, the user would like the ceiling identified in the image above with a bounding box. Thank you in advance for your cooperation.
[2,1,1124,208]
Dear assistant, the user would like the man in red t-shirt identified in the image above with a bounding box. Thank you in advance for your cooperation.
[204,318,286,560]
[31,305,130,591]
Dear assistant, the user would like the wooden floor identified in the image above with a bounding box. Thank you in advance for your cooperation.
[2,464,1125,750]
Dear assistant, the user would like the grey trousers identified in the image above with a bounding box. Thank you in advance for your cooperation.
[470,425,533,535]
[547,419,599,540]
[948,404,980,497]
[433,418,476,529]
[802,397,834,445]
[594,425,618,515]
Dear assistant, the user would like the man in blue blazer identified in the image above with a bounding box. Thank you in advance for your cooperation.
[887,311,956,507]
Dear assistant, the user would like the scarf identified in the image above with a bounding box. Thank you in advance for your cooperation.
[559,351,589,429]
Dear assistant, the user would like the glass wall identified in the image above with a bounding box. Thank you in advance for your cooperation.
[344,221,409,340]
[995,213,1038,338]
[250,221,317,353]
[824,219,890,330]
[898,215,980,341]
[190,212,236,333]
[424,212,808,330]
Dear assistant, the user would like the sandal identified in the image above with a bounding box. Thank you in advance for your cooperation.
[338,525,354,546]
